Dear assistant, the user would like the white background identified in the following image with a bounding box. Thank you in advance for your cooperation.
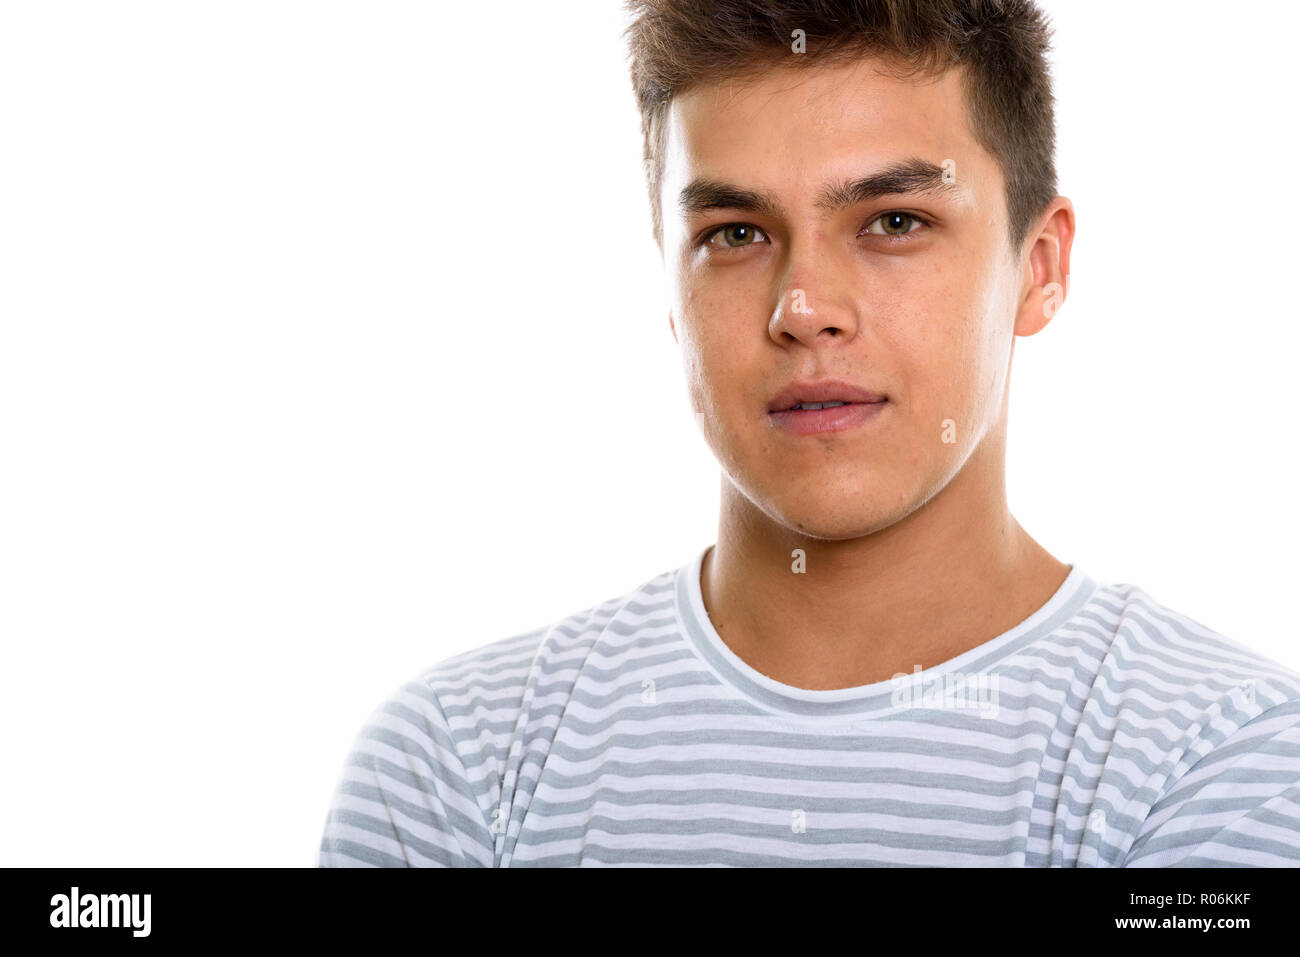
[1,0,1296,866]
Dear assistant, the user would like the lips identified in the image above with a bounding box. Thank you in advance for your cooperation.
[766,379,887,413]
[764,378,889,436]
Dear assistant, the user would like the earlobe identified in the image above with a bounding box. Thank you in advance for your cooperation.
[1014,272,1063,338]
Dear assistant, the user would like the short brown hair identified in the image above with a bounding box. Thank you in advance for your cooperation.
[624,0,1058,253]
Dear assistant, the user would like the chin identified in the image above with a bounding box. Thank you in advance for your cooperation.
[754,488,907,541]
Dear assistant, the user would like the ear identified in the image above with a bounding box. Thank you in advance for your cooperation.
[668,310,678,344]
[1015,197,1075,337]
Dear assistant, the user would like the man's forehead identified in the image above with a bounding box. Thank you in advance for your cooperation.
[663,59,986,210]
[673,58,967,134]
[670,57,977,171]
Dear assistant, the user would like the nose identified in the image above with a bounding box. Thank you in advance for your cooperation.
[768,242,861,347]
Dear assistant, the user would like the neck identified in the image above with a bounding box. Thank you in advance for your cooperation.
[701,425,1068,690]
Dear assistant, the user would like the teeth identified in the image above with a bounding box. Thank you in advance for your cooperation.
[792,400,848,411]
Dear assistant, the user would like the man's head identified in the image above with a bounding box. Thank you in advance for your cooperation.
[625,0,1074,542]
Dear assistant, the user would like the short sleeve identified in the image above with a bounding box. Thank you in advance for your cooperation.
[1124,698,1300,867]
[318,680,497,867]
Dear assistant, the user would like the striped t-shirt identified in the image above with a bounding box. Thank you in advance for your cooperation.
[318,545,1300,867]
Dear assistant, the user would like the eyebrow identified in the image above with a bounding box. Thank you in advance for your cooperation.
[677,157,958,218]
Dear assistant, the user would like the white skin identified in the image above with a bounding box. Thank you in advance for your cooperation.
[659,56,1076,689]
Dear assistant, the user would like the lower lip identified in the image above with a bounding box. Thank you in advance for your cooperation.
[768,400,888,435]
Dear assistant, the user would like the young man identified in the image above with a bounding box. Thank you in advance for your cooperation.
[319,0,1300,866]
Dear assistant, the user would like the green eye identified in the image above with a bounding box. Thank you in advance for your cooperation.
[706,224,768,247]
[864,212,926,237]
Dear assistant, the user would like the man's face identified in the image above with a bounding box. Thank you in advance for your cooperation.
[661,57,1031,540]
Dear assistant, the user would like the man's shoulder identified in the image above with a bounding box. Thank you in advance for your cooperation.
[1082,578,1300,711]
[409,561,684,718]
[318,561,689,867]
[1068,578,1300,864]
[1062,575,1300,794]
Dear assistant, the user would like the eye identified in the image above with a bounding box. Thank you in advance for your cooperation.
[702,223,770,248]
[861,211,931,238]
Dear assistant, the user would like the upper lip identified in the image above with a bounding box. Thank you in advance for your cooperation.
[767,379,888,412]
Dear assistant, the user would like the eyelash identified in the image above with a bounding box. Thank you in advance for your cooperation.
[698,211,933,249]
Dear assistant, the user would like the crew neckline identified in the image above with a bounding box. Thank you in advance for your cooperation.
[672,543,1099,722]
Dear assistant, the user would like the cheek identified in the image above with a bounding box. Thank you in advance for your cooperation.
[883,290,994,433]
[681,288,759,390]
